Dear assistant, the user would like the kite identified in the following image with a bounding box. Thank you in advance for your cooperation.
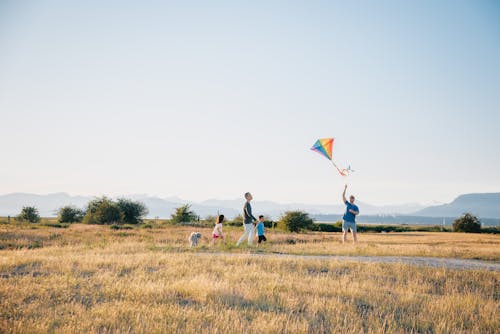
[310,138,353,177]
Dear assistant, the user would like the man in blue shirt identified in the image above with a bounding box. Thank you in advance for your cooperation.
[342,184,359,243]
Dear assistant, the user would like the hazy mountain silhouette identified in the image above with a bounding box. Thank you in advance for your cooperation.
[0,192,423,218]
[0,192,497,219]
[414,193,500,218]
[200,199,426,217]
[0,193,91,217]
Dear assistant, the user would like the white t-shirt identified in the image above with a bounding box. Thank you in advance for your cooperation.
[213,223,223,236]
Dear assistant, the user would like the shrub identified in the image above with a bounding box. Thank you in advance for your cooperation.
[94,200,123,225]
[57,206,84,223]
[312,222,342,232]
[83,197,108,224]
[453,213,481,233]
[203,215,217,224]
[481,226,499,234]
[110,224,133,230]
[197,215,221,227]
[231,214,244,225]
[41,222,70,228]
[116,198,149,224]
[17,206,41,223]
[263,220,276,229]
[258,215,276,228]
[83,197,149,225]
[278,211,314,232]
[170,204,198,224]
[83,197,124,225]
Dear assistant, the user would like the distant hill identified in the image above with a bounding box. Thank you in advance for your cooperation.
[1,192,497,220]
[0,193,91,217]
[415,193,500,218]
[313,214,500,227]
[200,199,426,218]
[0,192,425,219]
[0,193,239,219]
[0,193,243,218]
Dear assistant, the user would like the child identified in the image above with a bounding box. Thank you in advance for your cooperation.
[212,214,225,245]
[255,215,267,245]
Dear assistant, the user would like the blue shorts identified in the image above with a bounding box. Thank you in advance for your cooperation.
[342,220,357,233]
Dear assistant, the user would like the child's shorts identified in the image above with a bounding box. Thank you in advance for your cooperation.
[212,234,223,239]
[258,235,267,243]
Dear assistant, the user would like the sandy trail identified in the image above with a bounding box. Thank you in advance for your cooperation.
[195,252,500,271]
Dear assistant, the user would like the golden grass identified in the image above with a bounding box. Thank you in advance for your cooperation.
[2,224,498,261]
[266,231,500,261]
[0,224,499,333]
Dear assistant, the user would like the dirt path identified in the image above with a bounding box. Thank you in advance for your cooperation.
[195,252,500,271]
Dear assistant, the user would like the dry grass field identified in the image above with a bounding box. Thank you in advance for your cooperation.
[1,223,498,261]
[1,223,499,333]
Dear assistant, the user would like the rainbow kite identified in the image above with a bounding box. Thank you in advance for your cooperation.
[310,138,352,176]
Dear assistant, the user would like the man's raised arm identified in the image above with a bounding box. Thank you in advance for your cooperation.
[342,184,347,203]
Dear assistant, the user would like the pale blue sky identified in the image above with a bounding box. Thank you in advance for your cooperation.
[0,0,499,205]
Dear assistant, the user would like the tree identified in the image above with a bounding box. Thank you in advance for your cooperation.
[116,198,149,224]
[93,200,123,225]
[278,211,314,232]
[83,197,105,224]
[171,204,198,224]
[57,206,84,223]
[453,213,481,233]
[17,206,41,223]
[83,197,124,225]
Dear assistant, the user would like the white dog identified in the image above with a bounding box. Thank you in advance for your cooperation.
[189,232,202,247]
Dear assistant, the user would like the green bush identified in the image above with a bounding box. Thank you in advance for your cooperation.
[57,206,84,223]
[196,215,221,228]
[170,204,198,224]
[263,220,277,229]
[110,224,134,230]
[83,197,124,225]
[17,206,41,223]
[453,213,481,233]
[312,222,342,232]
[83,197,107,224]
[41,222,70,228]
[357,224,406,233]
[229,214,244,226]
[278,211,314,232]
[94,201,123,225]
[116,198,148,224]
[309,222,452,233]
[202,215,217,224]
[82,197,148,225]
[481,226,499,234]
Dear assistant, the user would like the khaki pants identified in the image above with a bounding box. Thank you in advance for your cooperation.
[236,223,255,246]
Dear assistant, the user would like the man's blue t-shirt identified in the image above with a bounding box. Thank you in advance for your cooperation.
[343,201,359,223]
[256,222,265,236]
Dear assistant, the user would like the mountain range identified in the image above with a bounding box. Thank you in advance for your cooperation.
[415,193,500,218]
[0,192,498,219]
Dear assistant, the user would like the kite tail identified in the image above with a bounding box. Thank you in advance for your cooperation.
[331,159,348,177]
